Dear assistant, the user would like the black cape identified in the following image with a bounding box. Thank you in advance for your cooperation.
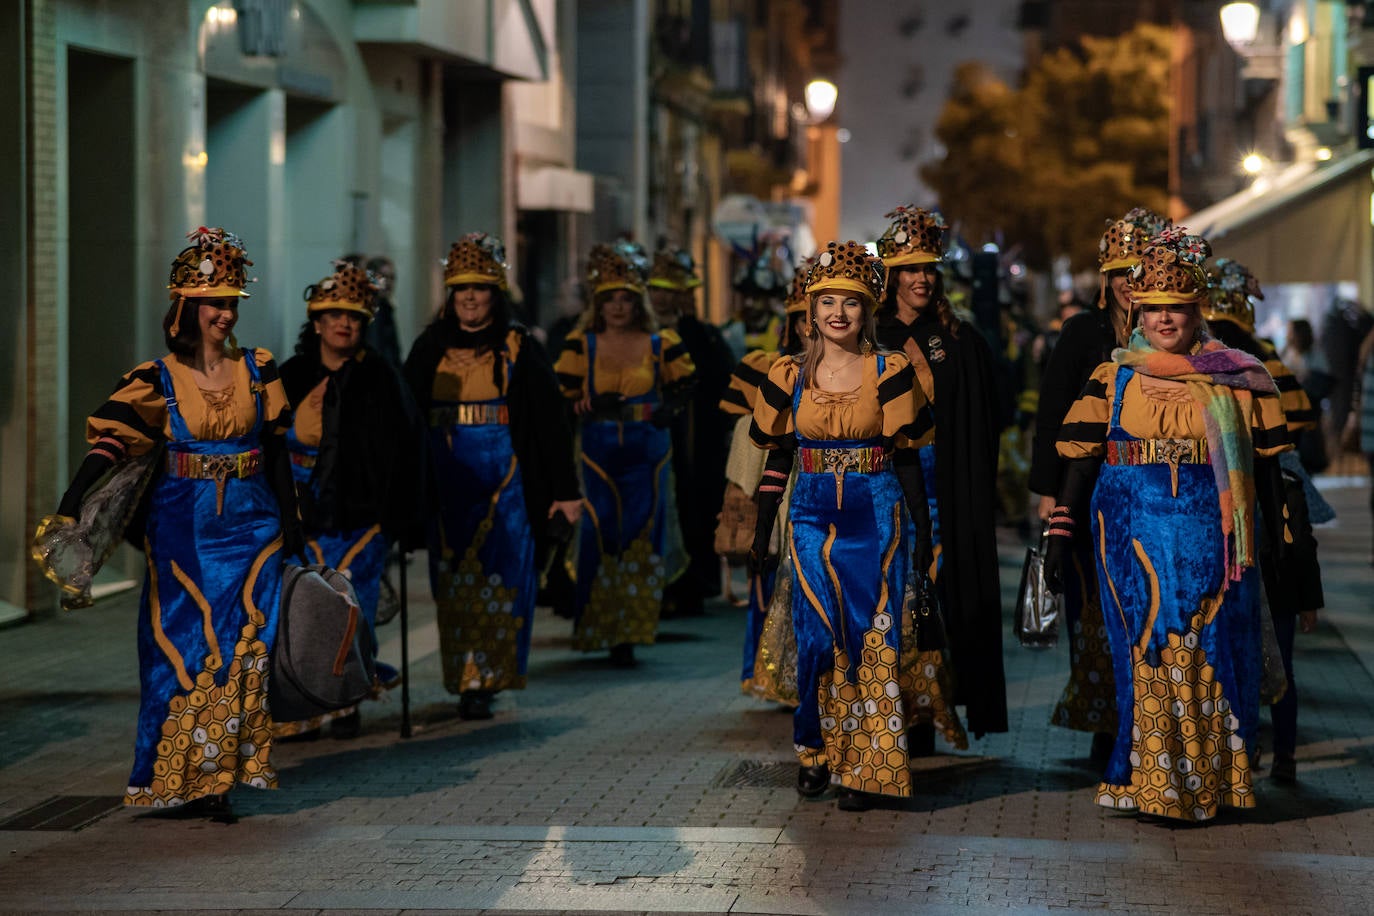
[667,314,736,602]
[402,320,580,563]
[877,310,1008,736]
[1029,307,1116,498]
[279,347,424,540]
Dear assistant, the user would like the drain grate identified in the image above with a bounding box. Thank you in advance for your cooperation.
[0,796,123,831]
[714,759,797,789]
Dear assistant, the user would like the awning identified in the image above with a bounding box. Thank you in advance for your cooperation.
[1186,150,1374,287]
[518,165,594,213]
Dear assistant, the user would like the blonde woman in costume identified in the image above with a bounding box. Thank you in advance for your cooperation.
[554,242,696,667]
[36,228,298,817]
[748,241,940,811]
[1047,229,1292,821]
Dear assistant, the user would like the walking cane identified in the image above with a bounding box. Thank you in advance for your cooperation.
[398,548,412,739]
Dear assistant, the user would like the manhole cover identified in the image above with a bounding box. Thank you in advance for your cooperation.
[714,759,797,788]
[0,796,123,831]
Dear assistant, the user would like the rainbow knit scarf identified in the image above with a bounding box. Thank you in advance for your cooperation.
[1112,328,1277,585]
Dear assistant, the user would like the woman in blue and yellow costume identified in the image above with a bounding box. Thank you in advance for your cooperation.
[553,242,696,667]
[721,257,811,701]
[34,227,299,817]
[277,261,422,738]
[404,234,582,721]
[748,240,943,812]
[875,206,1007,745]
[1031,208,1170,763]
[1046,229,1293,822]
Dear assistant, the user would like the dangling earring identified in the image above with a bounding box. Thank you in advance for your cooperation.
[169,295,186,338]
[860,335,873,355]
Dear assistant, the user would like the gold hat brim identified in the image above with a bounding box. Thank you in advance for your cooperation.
[647,277,701,291]
[1131,290,1204,305]
[804,277,878,304]
[593,281,646,296]
[881,250,941,268]
[1099,256,1142,273]
[168,285,251,300]
[308,300,374,319]
[784,298,808,315]
[445,272,507,289]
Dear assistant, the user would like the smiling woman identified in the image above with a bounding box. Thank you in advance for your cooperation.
[33,227,299,818]
[1047,228,1294,823]
[748,240,953,812]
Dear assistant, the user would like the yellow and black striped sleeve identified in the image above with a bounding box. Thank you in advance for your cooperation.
[720,349,778,416]
[85,359,169,458]
[1251,387,1293,457]
[1055,362,1114,459]
[658,328,696,385]
[750,357,799,449]
[553,329,589,400]
[253,348,293,437]
[877,352,934,449]
[1262,355,1317,432]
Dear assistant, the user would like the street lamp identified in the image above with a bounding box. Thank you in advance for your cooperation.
[1242,152,1267,175]
[805,78,838,124]
[1220,2,1260,47]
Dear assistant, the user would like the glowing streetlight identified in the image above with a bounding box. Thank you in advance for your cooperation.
[1220,3,1260,47]
[805,79,838,124]
[1316,147,1333,161]
[1242,152,1266,175]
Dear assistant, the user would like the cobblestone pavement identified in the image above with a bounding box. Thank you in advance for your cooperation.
[1,483,1371,915]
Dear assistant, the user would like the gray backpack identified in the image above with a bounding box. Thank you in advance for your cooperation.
[269,564,377,722]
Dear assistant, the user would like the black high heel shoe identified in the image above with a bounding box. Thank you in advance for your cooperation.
[836,788,871,812]
[796,764,830,798]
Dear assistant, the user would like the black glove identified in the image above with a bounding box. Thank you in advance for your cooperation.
[1042,457,1099,594]
[749,445,794,576]
[650,379,698,428]
[893,450,933,577]
[57,450,117,519]
[589,391,626,415]
[1043,533,1069,594]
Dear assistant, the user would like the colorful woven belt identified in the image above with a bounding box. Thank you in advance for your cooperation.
[1105,438,1209,467]
[797,445,889,475]
[289,451,316,469]
[429,403,510,427]
[166,449,263,515]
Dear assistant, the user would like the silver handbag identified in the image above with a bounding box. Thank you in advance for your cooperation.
[1015,528,1061,649]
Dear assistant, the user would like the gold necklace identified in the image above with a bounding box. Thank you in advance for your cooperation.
[822,352,861,380]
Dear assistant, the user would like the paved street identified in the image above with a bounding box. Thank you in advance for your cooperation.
[1,482,1372,915]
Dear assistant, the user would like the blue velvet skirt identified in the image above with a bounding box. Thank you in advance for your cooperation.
[128,445,283,807]
[427,416,536,694]
[573,419,675,651]
[787,459,919,796]
[1091,458,1261,821]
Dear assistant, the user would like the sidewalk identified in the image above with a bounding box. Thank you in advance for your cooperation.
[0,482,1371,914]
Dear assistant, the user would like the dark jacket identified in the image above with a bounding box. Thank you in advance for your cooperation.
[279,348,424,540]
[1029,307,1116,498]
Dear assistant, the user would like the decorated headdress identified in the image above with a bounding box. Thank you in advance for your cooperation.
[167,227,253,301]
[732,230,793,298]
[443,232,508,289]
[785,254,819,315]
[166,227,254,337]
[805,240,886,305]
[1126,227,1212,306]
[1099,207,1171,273]
[305,261,378,320]
[876,205,946,268]
[1205,258,1263,331]
[586,240,651,296]
[648,247,701,291]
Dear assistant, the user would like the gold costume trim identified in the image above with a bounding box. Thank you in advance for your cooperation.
[241,536,283,630]
[1132,539,1160,654]
[336,524,382,572]
[147,546,194,692]
[171,560,223,673]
